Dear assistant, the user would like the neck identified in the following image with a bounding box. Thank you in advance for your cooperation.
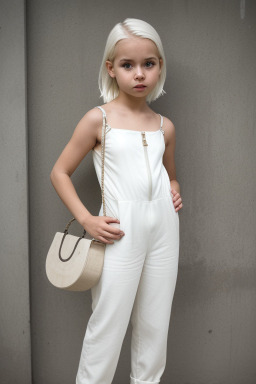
[111,91,150,113]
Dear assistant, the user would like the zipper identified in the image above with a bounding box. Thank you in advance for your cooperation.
[141,132,152,201]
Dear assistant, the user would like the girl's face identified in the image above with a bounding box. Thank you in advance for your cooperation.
[106,37,163,100]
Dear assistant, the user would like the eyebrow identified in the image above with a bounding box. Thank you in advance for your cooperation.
[119,57,158,62]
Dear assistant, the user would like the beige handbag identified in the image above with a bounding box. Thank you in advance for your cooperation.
[45,111,108,291]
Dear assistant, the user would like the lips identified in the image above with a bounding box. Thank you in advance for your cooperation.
[134,84,146,88]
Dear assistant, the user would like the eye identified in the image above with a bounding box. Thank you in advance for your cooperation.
[122,63,132,69]
[145,61,155,68]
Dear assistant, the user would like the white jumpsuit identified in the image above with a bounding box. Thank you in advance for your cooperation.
[76,106,180,384]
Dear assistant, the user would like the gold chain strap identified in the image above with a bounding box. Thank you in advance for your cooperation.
[100,112,106,216]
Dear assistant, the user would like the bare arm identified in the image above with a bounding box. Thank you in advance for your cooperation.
[50,108,125,243]
[162,117,183,212]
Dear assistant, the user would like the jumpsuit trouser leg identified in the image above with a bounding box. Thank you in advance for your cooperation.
[129,197,179,384]
[76,195,179,384]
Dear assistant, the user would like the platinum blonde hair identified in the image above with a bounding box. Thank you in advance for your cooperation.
[98,18,166,104]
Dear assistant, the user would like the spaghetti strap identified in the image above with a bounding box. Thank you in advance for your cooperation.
[97,105,107,118]
[158,114,165,135]
[96,106,111,134]
[158,114,163,128]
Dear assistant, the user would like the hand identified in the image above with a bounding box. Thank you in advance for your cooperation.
[83,215,125,244]
[171,189,183,212]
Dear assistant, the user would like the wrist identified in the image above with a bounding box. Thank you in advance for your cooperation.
[78,212,93,228]
[170,180,180,194]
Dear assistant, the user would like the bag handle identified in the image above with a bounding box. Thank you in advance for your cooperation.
[59,218,86,262]
[59,217,105,262]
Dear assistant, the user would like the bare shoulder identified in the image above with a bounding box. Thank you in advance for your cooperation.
[71,106,104,145]
[162,115,175,133]
[76,106,103,131]
[162,115,176,145]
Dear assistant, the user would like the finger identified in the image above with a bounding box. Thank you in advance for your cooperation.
[173,197,182,206]
[102,223,124,236]
[104,216,120,224]
[175,202,183,211]
[171,190,180,200]
[173,193,180,201]
[97,235,114,244]
[100,229,124,240]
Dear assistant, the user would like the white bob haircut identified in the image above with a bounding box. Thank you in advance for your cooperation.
[98,18,166,104]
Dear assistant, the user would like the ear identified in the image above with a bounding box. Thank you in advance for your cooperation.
[106,60,115,78]
[158,58,163,74]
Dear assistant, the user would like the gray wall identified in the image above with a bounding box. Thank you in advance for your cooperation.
[0,1,31,383]
[1,0,256,383]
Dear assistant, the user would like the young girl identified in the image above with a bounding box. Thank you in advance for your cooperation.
[50,18,183,384]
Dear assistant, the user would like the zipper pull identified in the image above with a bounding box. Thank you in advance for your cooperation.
[141,131,148,146]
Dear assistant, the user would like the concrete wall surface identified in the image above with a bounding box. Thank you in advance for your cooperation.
[1,1,256,383]
[0,1,32,383]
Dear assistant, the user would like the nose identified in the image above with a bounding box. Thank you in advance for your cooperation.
[134,66,145,80]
